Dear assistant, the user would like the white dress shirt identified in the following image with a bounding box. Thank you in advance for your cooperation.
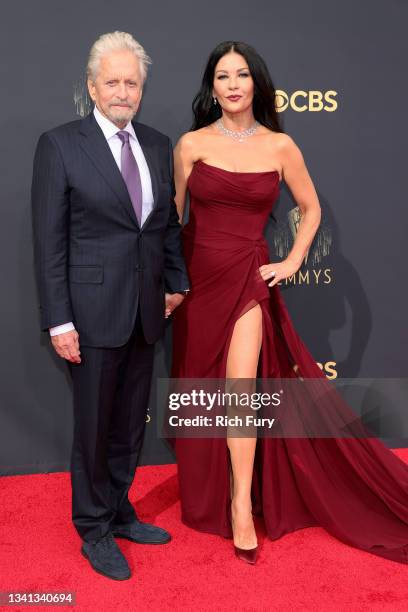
[50,105,154,337]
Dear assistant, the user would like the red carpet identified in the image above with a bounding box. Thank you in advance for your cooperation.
[1,450,408,611]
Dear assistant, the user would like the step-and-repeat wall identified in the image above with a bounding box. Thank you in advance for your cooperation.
[1,0,407,475]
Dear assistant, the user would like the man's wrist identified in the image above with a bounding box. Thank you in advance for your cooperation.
[170,289,190,296]
[49,322,75,336]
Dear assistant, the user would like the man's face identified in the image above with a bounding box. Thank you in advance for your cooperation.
[88,50,143,128]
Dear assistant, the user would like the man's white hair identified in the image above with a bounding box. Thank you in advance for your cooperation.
[87,31,152,82]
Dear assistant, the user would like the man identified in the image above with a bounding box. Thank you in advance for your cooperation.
[31,31,189,580]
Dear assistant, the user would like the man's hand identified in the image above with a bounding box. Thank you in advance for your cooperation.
[165,293,185,318]
[50,330,81,363]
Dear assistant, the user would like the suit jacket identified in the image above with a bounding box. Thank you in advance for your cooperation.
[31,112,189,347]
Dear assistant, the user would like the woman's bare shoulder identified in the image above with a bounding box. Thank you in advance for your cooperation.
[176,126,216,159]
[261,130,301,157]
[174,131,196,161]
[261,128,293,146]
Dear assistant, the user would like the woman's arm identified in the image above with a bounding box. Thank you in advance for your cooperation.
[281,134,322,267]
[173,132,195,223]
[260,134,322,287]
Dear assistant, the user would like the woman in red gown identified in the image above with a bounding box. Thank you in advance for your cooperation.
[169,41,408,564]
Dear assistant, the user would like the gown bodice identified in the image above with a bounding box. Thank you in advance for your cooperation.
[184,159,281,244]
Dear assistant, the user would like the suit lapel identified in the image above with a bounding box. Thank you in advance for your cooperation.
[79,113,140,228]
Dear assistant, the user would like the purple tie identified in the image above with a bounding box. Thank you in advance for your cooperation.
[117,130,143,225]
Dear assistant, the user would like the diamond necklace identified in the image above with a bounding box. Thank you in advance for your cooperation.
[216,117,260,142]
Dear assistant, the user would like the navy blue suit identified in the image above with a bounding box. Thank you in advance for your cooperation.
[32,112,189,540]
[32,111,188,346]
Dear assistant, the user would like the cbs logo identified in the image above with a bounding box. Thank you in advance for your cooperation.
[276,90,338,112]
[317,361,338,379]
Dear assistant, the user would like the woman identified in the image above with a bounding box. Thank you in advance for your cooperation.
[169,41,408,565]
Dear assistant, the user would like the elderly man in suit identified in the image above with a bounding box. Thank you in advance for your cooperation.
[31,31,189,580]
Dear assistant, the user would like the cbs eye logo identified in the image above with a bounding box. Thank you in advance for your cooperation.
[275,90,338,112]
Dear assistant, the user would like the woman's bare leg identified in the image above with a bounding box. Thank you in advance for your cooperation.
[226,304,262,550]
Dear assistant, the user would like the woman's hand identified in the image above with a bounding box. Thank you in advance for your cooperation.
[259,258,300,288]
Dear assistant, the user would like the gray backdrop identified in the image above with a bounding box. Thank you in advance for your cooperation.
[1,0,407,475]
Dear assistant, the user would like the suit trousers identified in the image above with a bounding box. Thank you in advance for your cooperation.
[68,309,155,542]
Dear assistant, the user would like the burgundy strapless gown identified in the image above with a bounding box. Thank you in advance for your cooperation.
[171,159,408,564]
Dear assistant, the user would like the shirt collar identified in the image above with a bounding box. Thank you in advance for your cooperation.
[93,105,137,141]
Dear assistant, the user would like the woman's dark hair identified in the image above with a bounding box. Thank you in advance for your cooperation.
[191,41,284,133]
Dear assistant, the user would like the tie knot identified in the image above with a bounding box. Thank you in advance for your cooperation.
[117,130,130,144]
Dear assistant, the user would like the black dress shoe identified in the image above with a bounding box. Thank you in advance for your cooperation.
[112,519,171,544]
[81,532,131,580]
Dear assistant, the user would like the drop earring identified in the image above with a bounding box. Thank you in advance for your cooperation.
[213,96,217,106]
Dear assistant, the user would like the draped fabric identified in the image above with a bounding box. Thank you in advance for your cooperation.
[170,160,408,563]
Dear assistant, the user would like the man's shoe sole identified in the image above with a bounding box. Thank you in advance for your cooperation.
[113,532,172,545]
[81,548,131,580]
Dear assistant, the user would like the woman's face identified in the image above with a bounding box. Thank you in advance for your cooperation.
[212,51,254,114]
